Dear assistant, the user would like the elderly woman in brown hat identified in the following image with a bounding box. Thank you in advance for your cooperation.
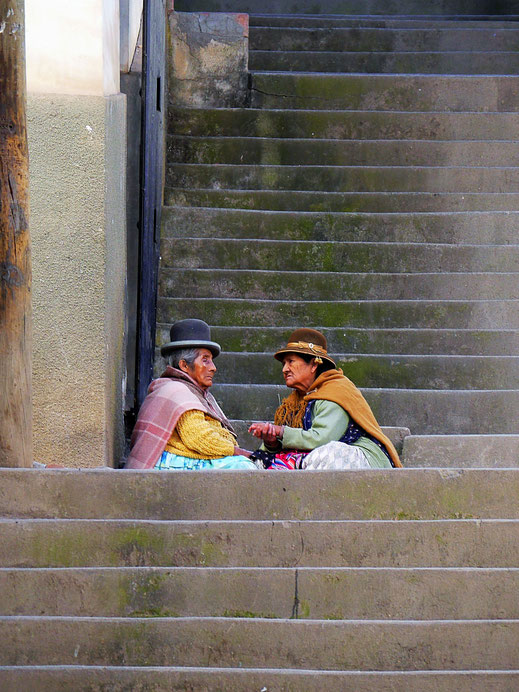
[125,319,256,471]
[249,328,402,470]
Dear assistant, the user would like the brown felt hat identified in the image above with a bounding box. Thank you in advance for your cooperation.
[274,328,336,368]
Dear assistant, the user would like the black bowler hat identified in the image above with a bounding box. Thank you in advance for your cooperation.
[160,319,221,358]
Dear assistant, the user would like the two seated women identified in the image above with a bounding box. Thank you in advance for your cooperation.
[125,319,401,471]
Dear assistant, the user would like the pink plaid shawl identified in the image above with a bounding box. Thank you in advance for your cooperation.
[124,367,236,470]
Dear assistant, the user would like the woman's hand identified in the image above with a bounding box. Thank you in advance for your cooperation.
[248,422,284,447]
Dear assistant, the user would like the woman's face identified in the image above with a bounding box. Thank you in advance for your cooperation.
[281,353,317,393]
[184,348,217,390]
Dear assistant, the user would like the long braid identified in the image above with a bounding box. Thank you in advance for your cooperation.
[274,391,307,429]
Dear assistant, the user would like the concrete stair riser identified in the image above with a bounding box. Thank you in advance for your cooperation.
[4,616,519,668]
[165,189,519,212]
[159,269,519,301]
[173,0,519,14]
[4,567,519,619]
[251,51,519,74]
[3,668,519,692]
[6,470,519,520]
[212,384,519,433]
[159,297,519,329]
[249,27,519,52]
[249,15,519,27]
[155,324,519,357]
[161,237,519,273]
[10,520,519,568]
[168,136,519,168]
[169,108,519,141]
[162,207,519,244]
[403,435,519,467]
[166,163,519,193]
[184,352,519,390]
[250,73,519,111]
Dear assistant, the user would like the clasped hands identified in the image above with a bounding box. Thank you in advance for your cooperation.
[249,422,284,447]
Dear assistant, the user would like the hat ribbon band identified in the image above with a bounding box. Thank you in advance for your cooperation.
[287,341,328,356]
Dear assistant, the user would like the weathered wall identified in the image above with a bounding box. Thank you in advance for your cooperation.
[24,0,130,468]
[168,11,249,108]
[27,94,127,467]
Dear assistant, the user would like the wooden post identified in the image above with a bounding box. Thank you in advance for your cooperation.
[0,0,32,467]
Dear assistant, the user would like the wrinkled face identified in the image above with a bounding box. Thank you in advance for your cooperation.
[281,353,317,393]
[185,348,217,390]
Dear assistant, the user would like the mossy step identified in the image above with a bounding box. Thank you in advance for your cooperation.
[156,324,518,356]
[403,434,519,468]
[250,73,519,111]
[158,269,519,301]
[250,51,519,75]
[204,353,519,390]
[165,188,519,212]
[4,668,519,692]
[173,0,519,15]
[249,26,519,52]
[249,15,519,27]
[160,237,519,273]
[168,136,519,167]
[4,615,519,668]
[4,566,519,619]
[169,107,519,141]
[212,384,519,433]
[158,296,519,329]
[5,468,519,520]
[162,207,519,245]
[6,518,519,566]
[166,163,519,193]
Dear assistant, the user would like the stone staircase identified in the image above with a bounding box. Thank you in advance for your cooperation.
[3,467,519,688]
[3,2,519,690]
[159,3,519,467]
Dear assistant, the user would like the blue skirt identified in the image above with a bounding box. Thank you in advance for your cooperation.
[155,450,257,471]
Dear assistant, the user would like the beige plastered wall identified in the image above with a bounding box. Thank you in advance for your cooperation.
[26,0,128,466]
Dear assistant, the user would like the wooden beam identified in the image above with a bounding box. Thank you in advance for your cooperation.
[0,0,32,467]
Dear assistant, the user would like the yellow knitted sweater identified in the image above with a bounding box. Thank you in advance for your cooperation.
[164,409,235,459]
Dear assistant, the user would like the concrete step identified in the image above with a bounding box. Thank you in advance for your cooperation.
[6,469,519,520]
[173,0,519,14]
[156,324,519,357]
[229,419,410,452]
[3,667,519,692]
[9,518,519,567]
[203,353,519,390]
[249,15,519,27]
[159,269,519,301]
[249,26,519,52]
[166,163,519,193]
[160,237,519,273]
[4,566,519,620]
[250,26,519,51]
[169,136,519,167]
[251,50,519,74]
[4,615,519,668]
[165,189,519,212]
[159,296,519,329]
[403,434,519,467]
[212,384,519,433]
[169,107,519,141]
[250,73,519,111]
[162,207,519,245]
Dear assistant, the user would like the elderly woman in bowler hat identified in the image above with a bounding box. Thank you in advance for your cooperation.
[125,319,256,471]
[249,328,402,470]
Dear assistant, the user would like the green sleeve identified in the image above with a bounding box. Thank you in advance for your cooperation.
[281,400,350,451]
